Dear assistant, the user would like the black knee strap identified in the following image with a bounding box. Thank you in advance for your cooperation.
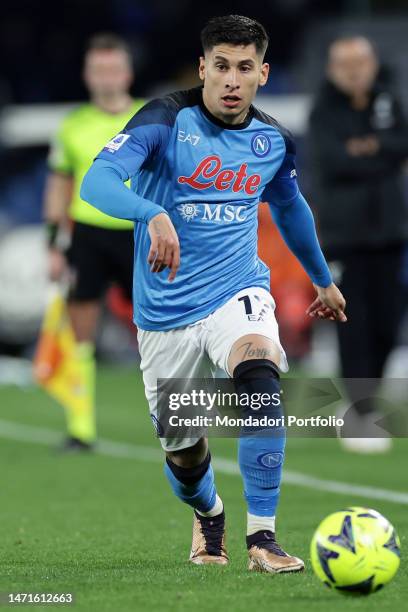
[166,452,211,485]
[233,358,280,381]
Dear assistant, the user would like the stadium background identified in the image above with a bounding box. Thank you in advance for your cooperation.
[0,1,407,610]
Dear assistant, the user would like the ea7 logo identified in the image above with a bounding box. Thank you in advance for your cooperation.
[178,131,200,145]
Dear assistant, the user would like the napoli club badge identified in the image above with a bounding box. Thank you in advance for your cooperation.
[251,133,271,157]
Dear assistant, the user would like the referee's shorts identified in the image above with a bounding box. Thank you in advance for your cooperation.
[67,222,134,302]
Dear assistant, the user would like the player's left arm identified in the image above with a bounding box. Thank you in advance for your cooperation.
[264,136,346,322]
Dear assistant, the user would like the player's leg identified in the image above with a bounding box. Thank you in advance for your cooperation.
[64,223,108,449]
[229,334,303,572]
[207,287,304,573]
[138,325,228,565]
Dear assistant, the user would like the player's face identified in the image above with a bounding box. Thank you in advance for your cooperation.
[83,49,133,98]
[328,39,378,97]
[199,44,269,124]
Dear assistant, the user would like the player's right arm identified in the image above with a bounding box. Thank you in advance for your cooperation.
[81,99,180,280]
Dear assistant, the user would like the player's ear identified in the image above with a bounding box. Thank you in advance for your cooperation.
[259,62,269,87]
[199,56,206,81]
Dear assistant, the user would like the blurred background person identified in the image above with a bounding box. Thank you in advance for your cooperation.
[309,36,408,453]
[43,33,144,451]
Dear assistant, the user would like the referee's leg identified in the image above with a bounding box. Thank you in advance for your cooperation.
[63,223,109,448]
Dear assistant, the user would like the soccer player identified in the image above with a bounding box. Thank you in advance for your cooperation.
[44,34,145,450]
[81,16,346,572]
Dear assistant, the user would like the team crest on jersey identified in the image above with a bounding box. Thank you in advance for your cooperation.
[177,203,199,222]
[251,132,271,158]
[104,133,130,153]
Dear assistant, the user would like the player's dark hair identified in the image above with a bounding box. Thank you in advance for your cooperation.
[85,33,133,63]
[201,15,269,57]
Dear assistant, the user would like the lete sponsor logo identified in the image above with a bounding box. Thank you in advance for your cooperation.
[178,155,261,195]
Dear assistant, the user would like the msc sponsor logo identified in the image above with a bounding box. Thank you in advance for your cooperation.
[251,132,271,157]
[178,155,261,195]
[104,133,130,152]
[177,202,248,223]
[178,203,200,222]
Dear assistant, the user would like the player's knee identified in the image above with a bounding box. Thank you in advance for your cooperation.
[233,358,280,381]
[166,437,208,468]
[233,358,283,422]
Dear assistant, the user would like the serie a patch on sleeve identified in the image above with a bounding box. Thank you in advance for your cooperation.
[103,133,130,153]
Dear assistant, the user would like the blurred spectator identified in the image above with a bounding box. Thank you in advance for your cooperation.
[309,36,408,452]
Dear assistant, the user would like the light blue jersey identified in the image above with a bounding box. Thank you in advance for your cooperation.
[83,86,331,330]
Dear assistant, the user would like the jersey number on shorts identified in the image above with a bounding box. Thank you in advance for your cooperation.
[238,295,253,315]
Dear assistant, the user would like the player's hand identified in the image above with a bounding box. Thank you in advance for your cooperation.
[48,247,67,282]
[147,213,180,281]
[306,283,347,322]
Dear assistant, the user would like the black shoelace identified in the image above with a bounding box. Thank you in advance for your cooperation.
[196,510,225,556]
[246,530,287,557]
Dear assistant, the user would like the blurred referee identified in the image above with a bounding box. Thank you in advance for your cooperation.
[44,34,144,450]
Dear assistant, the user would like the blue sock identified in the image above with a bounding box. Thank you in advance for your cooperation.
[238,434,285,516]
[164,454,217,513]
[234,359,286,519]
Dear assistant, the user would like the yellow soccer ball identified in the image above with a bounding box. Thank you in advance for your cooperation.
[310,507,401,595]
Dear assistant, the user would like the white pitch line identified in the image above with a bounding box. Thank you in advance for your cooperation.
[1,418,408,505]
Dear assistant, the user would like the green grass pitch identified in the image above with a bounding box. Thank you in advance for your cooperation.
[0,365,406,611]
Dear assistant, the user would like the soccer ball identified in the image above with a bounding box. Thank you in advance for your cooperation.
[310,507,400,595]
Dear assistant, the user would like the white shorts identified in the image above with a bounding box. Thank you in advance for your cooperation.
[137,286,288,451]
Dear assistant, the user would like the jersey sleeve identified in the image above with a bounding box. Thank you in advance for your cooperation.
[262,132,299,205]
[47,119,74,175]
[95,98,176,179]
[263,131,332,287]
